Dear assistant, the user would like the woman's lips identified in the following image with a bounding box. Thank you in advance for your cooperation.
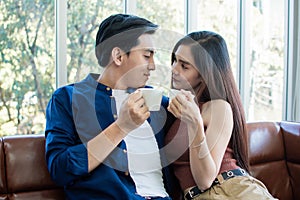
[172,77,180,82]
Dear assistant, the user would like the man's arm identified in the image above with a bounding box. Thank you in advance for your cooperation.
[87,90,150,171]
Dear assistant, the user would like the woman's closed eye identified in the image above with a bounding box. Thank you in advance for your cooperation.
[181,63,188,70]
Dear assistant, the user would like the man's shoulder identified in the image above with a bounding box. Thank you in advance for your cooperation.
[52,84,74,97]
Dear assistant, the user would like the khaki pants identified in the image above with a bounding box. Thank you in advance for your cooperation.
[185,176,278,200]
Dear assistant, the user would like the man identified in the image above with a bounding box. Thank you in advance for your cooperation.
[45,14,172,199]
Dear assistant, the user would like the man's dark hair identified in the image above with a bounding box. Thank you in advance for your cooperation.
[95,14,158,67]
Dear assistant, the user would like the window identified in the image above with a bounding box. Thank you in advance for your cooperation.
[0,0,54,135]
[66,0,123,83]
[132,0,185,91]
[0,0,297,136]
[187,0,238,76]
[243,0,285,121]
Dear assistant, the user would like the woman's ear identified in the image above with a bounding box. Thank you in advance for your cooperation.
[111,47,123,66]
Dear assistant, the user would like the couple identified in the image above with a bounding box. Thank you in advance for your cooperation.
[45,14,276,200]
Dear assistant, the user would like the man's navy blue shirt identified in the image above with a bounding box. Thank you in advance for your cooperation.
[45,73,172,199]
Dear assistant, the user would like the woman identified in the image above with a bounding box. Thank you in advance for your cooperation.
[165,31,277,200]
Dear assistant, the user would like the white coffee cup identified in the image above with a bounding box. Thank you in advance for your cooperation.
[140,88,163,111]
[169,89,181,101]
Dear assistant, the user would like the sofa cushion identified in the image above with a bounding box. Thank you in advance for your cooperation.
[3,134,64,198]
[248,122,284,164]
[247,122,293,200]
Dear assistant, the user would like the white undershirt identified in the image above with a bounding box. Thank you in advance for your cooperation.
[112,89,168,197]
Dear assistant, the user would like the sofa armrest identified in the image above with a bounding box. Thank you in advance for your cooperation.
[281,121,300,199]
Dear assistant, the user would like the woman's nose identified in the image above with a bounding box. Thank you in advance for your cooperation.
[172,63,179,75]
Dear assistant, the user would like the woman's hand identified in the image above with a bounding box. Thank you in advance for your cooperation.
[167,90,203,126]
[115,90,150,134]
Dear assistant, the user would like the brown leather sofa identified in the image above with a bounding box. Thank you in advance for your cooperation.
[0,121,299,199]
[248,121,300,200]
[0,135,64,199]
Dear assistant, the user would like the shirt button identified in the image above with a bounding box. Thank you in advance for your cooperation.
[113,114,117,119]
[123,149,127,153]
[125,171,129,176]
[106,87,111,91]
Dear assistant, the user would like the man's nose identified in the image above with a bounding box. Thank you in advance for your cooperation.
[148,57,155,70]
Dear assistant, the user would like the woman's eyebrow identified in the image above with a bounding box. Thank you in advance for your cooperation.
[177,57,192,65]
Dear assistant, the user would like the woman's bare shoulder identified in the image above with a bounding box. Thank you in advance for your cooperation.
[201,99,231,113]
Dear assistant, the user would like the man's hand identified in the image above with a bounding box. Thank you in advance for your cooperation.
[115,90,150,134]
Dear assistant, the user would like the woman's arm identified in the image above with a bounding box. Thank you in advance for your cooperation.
[189,99,233,190]
[168,91,233,190]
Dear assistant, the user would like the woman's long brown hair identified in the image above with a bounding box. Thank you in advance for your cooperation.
[171,31,249,172]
